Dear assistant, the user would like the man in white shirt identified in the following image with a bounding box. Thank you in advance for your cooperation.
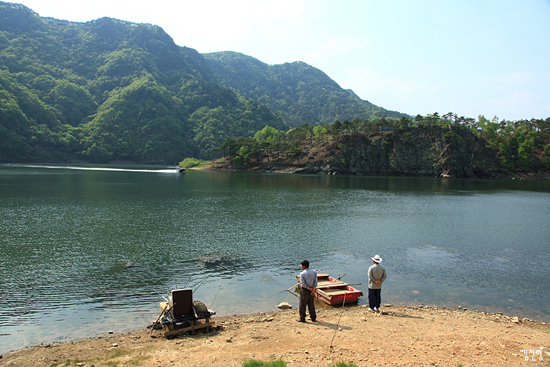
[368,254,387,312]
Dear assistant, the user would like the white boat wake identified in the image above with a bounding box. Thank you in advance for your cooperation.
[8,164,179,173]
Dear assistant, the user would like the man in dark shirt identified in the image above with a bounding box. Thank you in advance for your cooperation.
[298,260,317,322]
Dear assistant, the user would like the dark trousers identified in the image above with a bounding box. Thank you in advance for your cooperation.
[368,288,382,309]
[299,288,316,321]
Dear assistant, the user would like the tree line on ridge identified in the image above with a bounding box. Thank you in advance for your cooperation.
[213,113,550,175]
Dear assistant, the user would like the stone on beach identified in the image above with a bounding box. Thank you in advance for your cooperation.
[278,302,292,309]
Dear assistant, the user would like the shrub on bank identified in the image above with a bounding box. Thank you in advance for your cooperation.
[241,360,358,367]
[179,157,208,168]
[242,360,287,367]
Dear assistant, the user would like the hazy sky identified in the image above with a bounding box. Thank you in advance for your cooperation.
[15,0,550,121]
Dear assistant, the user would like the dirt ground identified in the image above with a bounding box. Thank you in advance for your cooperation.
[2,304,549,367]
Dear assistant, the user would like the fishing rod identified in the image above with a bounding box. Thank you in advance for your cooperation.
[182,274,194,289]
[140,280,169,302]
[192,274,212,292]
[209,279,223,308]
[329,293,348,362]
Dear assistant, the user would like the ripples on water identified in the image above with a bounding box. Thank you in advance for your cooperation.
[1,164,549,353]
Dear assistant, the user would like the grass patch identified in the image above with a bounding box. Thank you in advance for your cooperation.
[124,355,152,365]
[50,361,80,367]
[331,363,358,367]
[106,348,131,359]
[242,360,287,367]
[179,157,209,168]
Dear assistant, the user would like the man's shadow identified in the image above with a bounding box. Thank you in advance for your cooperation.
[382,311,423,319]
[308,320,352,330]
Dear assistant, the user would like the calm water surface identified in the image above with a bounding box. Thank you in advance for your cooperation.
[1,164,549,353]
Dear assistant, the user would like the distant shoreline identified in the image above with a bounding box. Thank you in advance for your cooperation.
[192,161,550,180]
[4,162,549,180]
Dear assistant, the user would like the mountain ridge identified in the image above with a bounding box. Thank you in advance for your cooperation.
[203,51,406,126]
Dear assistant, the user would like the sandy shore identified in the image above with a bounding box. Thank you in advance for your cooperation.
[2,304,549,367]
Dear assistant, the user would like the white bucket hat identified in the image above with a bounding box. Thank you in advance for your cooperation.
[372,254,382,263]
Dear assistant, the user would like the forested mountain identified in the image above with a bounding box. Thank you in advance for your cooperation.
[0,2,403,163]
[203,51,405,126]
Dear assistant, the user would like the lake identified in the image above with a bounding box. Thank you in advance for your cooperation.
[1,164,549,353]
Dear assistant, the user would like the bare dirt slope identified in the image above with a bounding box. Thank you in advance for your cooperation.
[2,305,549,367]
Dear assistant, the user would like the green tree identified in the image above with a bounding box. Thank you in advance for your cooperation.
[331,120,342,141]
[543,144,550,169]
[516,126,536,171]
[234,144,251,167]
[254,125,281,142]
[220,137,239,157]
[313,124,328,140]
[286,141,303,165]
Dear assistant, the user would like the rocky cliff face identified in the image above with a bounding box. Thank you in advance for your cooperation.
[300,126,499,178]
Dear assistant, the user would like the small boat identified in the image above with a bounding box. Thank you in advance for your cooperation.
[295,273,363,306]
[176,167,185,173]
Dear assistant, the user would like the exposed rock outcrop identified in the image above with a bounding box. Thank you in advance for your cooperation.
[207,126,505,178]
[323,126,499,178]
